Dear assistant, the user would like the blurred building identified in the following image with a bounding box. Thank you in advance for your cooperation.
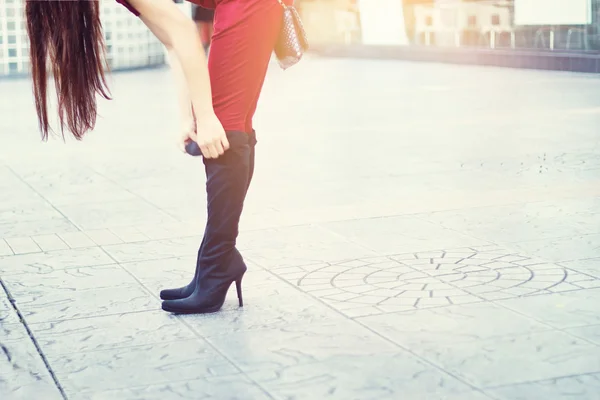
[3,0,598,75]
[298,0,362,45]
[0,0,191,78]
[299,0,600,48]
[299,0,600,72]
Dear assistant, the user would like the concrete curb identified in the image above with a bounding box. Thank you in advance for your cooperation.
[309,44,600,73]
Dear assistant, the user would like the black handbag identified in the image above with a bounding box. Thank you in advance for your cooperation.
[274,0,309,70]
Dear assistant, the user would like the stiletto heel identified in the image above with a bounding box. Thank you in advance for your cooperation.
[161,250,247,314]
[235,277,243,307]
[162,271,245,314]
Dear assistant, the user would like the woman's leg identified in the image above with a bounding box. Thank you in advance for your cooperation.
[208,0,283,133]
[161,1,282,313]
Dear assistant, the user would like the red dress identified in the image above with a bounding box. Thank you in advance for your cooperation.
[117,0,291,133]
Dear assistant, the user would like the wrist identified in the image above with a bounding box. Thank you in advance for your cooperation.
[180,113,194,129]
[191,102,215,120]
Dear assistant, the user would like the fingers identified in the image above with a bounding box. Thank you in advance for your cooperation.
[199,142,220,159]
[214,140,225,156]
[221,135,230,151]
[199,144,213,158]
[198,134,229,159]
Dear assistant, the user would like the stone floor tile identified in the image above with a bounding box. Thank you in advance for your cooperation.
[488,373,600,400]
[561,257,600,279]
[238,225,378,269]
[58,232,96,249]
[204,320,398,372]
[31,234,69,252]
[108,226,150,243]
[84,229,124,246]
[0,322,28,343]
[419,199,600,244]
[3,265,158,323]
[509,234,600,263]
[0,247,114,276]
[28,310,196,356]
[102,236,202,263]
[4,237,41,255]
[181,283,343,338]
[496,288,600,329]
[75,375,271,400]
[0,295,18,325]
[0,338,62,400]
[55,200,177,231]
[565,324,600,346]
[248,353,476,400]
[358,302,552,347]
[0,238,13,256]
[320,216,492,255]
[0,218,79,240]
[412,330,600,388]
[49,340,238,393]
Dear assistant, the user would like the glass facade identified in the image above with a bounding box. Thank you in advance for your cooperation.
[0,0,28,76]
[0,0,190,77]
[402,0,600,52]
[298,0,600,53]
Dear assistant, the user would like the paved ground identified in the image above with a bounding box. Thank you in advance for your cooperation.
[1,57,600,400]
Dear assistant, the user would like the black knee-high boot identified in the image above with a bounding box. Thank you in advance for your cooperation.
[159,131,256,301]
[161,131,253,314]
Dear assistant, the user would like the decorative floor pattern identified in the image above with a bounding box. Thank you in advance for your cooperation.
[272,245,600,317]
[2,59,600,400]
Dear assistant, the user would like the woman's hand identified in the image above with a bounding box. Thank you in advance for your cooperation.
[194,112,229,159]
[133,0,222,157]
[178,118,196,154]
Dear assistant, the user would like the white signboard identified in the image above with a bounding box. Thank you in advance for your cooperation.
[515,0,592,26]
[357,0,409,46]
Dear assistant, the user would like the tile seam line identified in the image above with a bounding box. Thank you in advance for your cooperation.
[31,233,69,251]
[2,243,599,279]
[0,252,187,269]
[315,218,498,257]
[6,220,597,254]
[112,248,278,400]
[481,370,600,391]
[303,191,600,227]
[399,215,600,265]
[63,372,257,397]
[488,292,600,348]
[380,249,600,344]
[13,287,596,328]
[5,307,163,326]
[0,258,166,276]
[0,277,69,400]
[22,338,200,359]
[85,165,184,223]
[5,165,84,232]
[248,259,484,393]
[313,223,385,255]
[176,316,278,400]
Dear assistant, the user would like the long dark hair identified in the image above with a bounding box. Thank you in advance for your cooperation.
[26,0,111,140]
